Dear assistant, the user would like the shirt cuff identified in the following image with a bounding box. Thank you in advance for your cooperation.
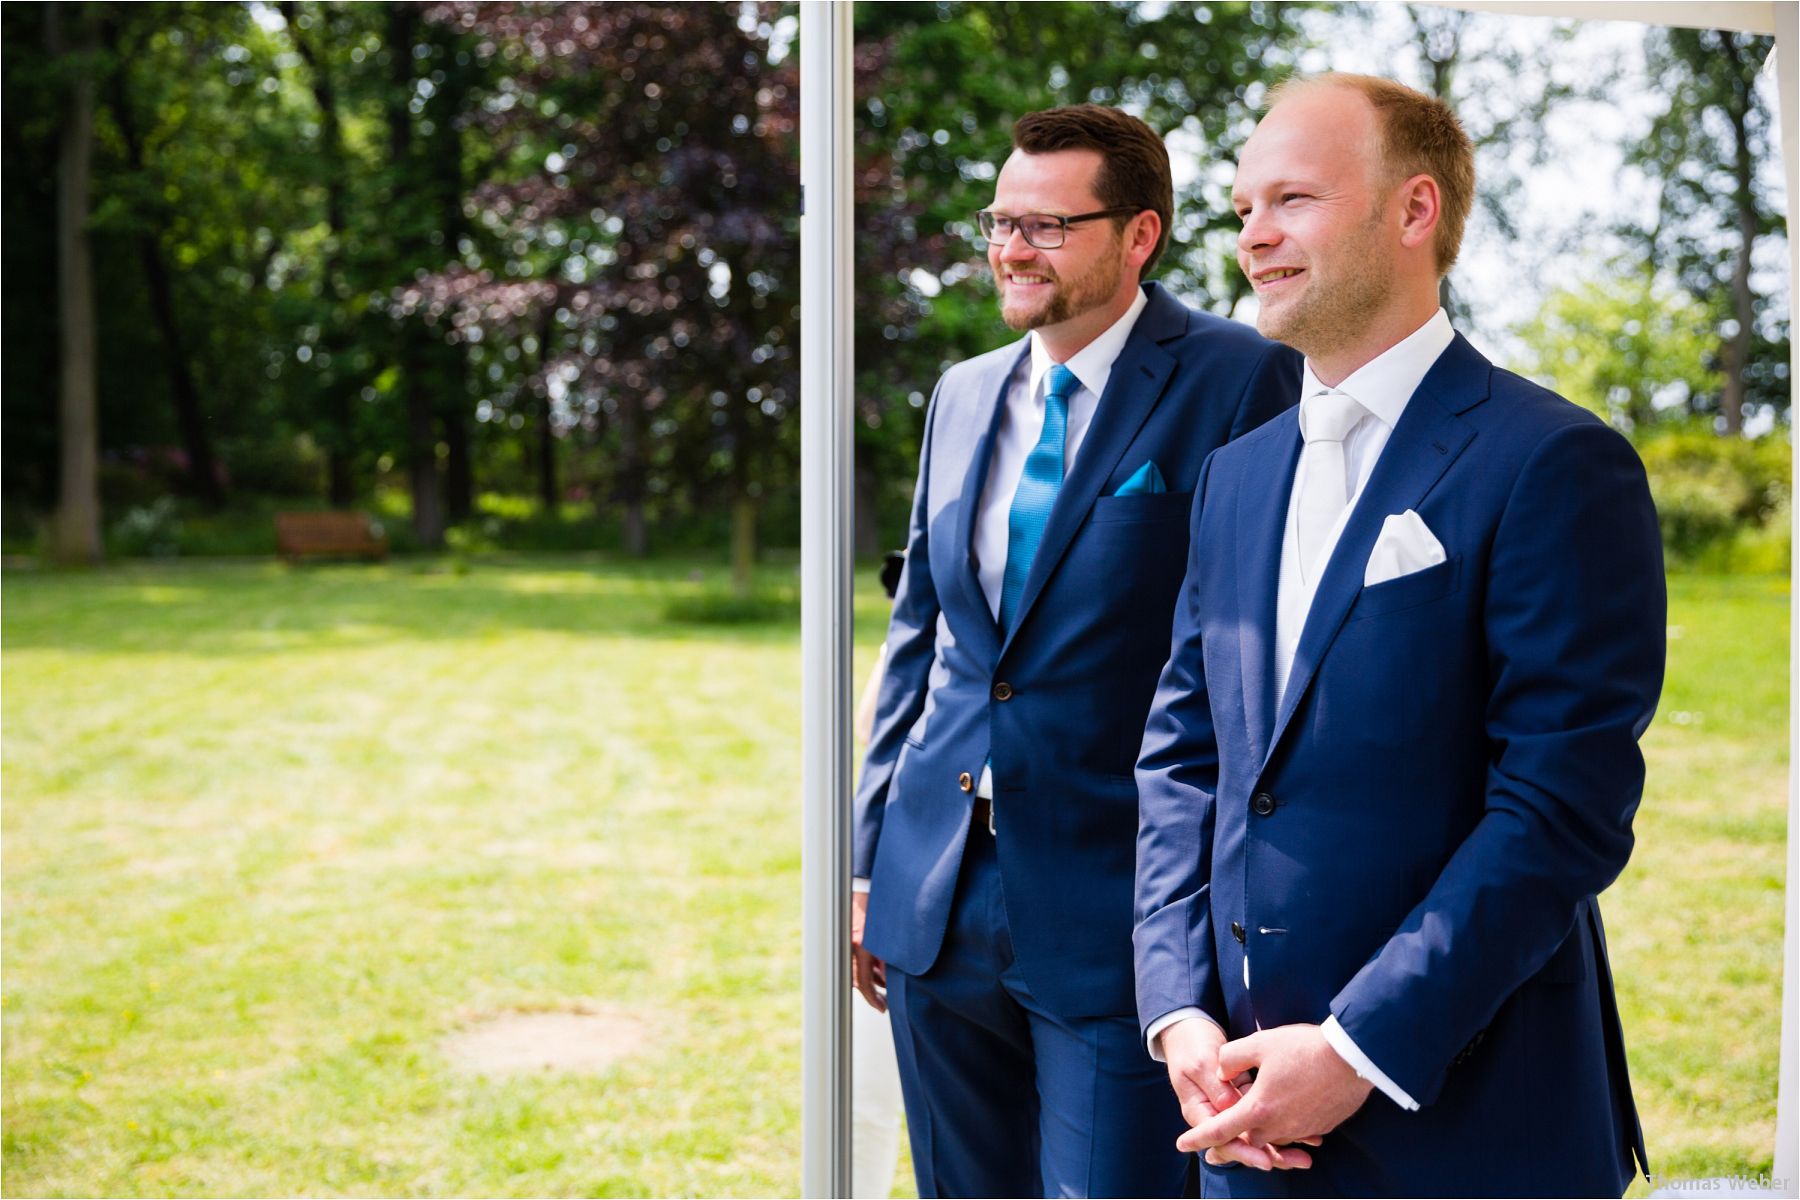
[1145,1007,1222,1062]
[851,877,871,894]
[1321,1014,1420,1111]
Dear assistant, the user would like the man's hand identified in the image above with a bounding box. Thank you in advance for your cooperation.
[1160,1018,1319,1171]
[851,891,887,1013]
[1177,1023,1373,1156]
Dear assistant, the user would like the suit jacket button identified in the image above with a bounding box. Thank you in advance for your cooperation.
[1251,792,1277,817]
[992,682,1013,701]
[958,771,974,793]
[1230,921,1246,943]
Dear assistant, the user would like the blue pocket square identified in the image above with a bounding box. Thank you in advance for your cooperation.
[1113,461,1167,496]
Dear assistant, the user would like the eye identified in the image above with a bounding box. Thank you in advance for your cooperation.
[1281,192,1309,204]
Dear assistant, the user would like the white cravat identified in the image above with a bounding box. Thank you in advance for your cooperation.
[1294,390,1368,584]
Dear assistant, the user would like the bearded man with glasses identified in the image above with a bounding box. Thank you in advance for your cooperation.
[851,104,1300,1198]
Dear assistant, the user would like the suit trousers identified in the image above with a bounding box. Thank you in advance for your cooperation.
[885,829,1189,1199]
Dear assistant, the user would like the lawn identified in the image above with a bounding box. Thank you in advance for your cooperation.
[0,558,1787,1196]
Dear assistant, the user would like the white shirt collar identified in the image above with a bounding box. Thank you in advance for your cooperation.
[1027,285,1150,402]
[1298,307,1455,432]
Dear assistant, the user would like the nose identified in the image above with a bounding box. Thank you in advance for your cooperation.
[996,225,1038,262]
[1237,206,1279,255]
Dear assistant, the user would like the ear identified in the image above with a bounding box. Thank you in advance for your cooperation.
[1124,209,1162,272]
[1395,173,1441,256]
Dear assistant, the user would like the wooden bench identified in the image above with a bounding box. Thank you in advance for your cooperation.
[275,511,389,563]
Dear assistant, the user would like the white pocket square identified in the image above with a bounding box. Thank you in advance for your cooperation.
[1365,509,1447,587]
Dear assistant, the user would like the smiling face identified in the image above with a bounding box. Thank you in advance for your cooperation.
[1232,86,1403,376]
[987,148,1142,349]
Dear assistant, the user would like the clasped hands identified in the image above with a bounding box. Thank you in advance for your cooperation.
[1159,1018,1374,1171]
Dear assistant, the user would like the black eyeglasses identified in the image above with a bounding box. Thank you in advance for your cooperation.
[975,207,1142,249]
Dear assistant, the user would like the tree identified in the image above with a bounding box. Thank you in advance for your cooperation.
[48,2,102,564]
[99,8,227,509]
[1631,27,1786,434]
[408,2,801,585]
[1515,272,1721,432]
[1389,4,1581,321]
[281,1,367,504]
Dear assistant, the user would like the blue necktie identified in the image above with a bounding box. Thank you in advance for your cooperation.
[999,364,1076,633]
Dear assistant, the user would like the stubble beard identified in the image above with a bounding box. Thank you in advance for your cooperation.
[997,241,1126,334]
[1256,209,1395,360]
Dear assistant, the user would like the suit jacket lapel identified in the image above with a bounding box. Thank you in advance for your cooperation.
[950,342,1027,665]
[998,286,1187,659]
[1263,336,1489,766]
[1236,420,1301,763]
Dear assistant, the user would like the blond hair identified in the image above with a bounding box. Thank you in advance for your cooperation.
[1270,73,1475,275]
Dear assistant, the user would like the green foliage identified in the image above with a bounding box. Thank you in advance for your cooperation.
[107,498,184,558]
[1514,273,1722,431]
[1628,26,1789,429]
[1635,424,1790,569]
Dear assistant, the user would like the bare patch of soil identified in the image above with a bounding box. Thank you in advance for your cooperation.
[442,1007,648,1076]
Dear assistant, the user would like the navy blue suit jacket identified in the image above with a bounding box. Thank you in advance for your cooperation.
[1134,334,1664,1195]
[855,283,1300,1019]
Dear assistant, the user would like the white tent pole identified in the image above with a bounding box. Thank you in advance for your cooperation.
[1773,4,1797,1188]
[799,2,855,1196]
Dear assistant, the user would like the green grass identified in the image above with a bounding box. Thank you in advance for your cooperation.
[0,559,1786,1196]
[1617,573,1789,1193]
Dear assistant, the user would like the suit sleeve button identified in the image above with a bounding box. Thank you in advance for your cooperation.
[992,682,1013,701]
[1251,792,1277,816]
[958,771,974,793]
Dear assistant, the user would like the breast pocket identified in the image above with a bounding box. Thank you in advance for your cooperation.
[1089,490,1193,525]
[1348,556,1462,622]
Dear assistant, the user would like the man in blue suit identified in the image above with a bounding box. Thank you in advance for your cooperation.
[1133,74,1664,1196]
[852,104,1300,1198]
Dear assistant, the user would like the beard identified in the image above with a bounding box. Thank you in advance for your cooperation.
[1255,209,1395,358]
[997,241,1126,333]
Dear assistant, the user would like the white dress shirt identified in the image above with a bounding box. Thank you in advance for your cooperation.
[1148,309,1454,1114]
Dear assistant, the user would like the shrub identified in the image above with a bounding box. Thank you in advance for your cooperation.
[663,589,797,625]
[107,497,185,558]
[1635,425,1790,570]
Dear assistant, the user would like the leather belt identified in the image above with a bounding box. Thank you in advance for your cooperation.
[972,795,995,835]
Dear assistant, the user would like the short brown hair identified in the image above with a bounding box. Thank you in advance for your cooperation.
[1270,74,1475,276]
[1011,104,1174,277]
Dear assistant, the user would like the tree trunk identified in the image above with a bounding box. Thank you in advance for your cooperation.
[731,497,756,598]
[427,22,475,525]
[50,3,102,565]
[854,458,881,560]
[403,332,445,547]
[387,3,443,548]
[533,311,558,512]
[615,388,647,558]
[442,390,473,524]
[103,20,225,509]
[536,389,558,511]
[283,1,355,504]
[1719,31,1754,436]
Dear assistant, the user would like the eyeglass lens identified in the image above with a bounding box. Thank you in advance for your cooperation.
[977,212,1067,249]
